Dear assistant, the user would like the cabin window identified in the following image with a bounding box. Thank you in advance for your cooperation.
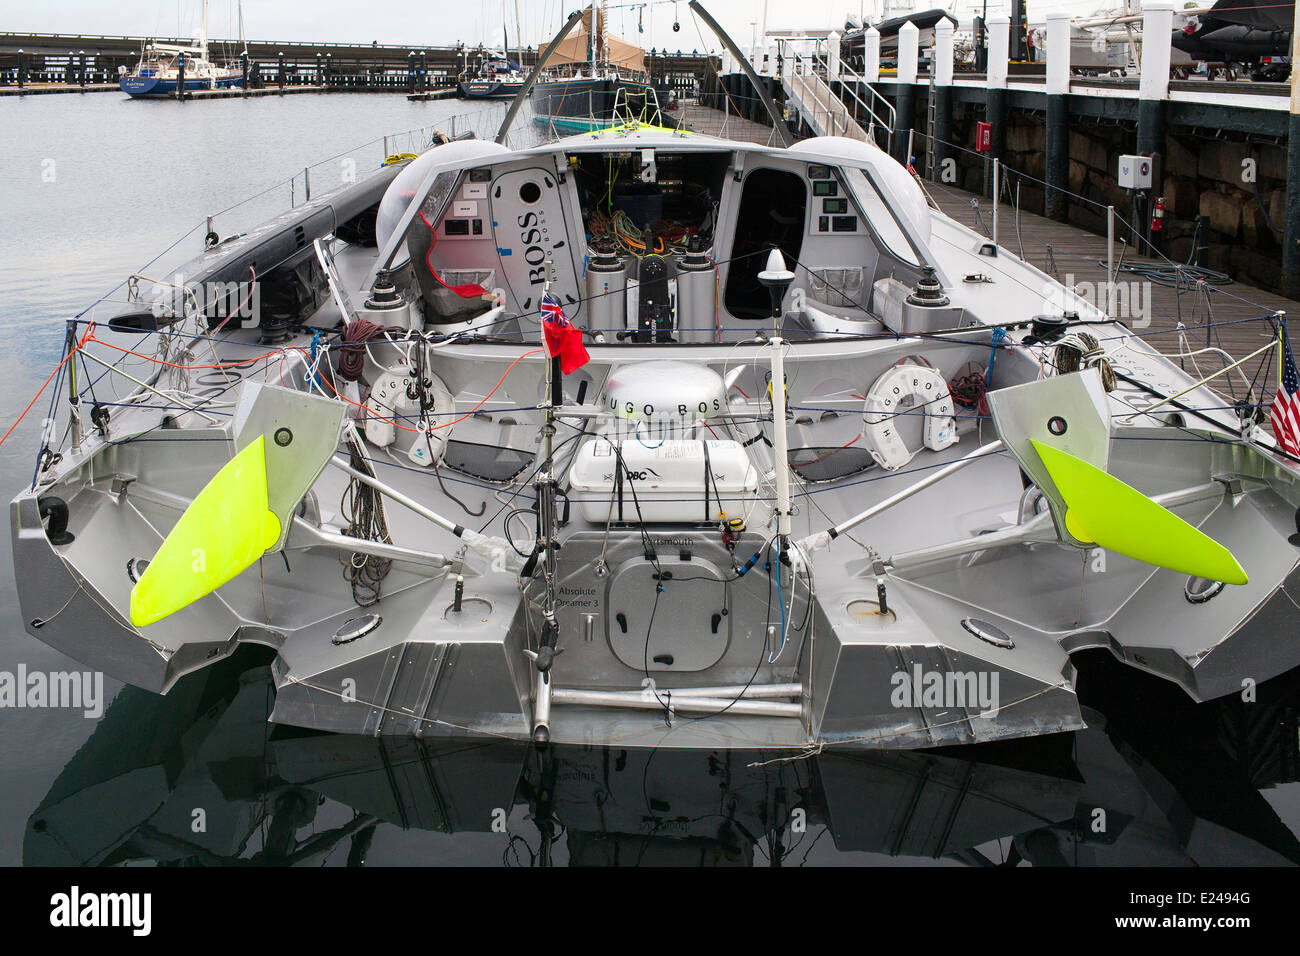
[724,168,807,320]
[847,168,921,267]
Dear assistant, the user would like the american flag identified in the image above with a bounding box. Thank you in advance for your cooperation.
[1271,322,1300,458]
[540,291,589,375]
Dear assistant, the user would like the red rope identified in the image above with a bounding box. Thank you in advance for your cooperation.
[418,210,488,299]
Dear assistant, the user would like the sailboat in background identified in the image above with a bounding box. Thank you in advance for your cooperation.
[119,0,246,97]
[528,2,672,131]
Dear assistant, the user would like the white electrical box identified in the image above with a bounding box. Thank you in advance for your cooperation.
[1117,154,1152,190]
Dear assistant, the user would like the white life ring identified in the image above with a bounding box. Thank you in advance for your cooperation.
[861,362,958,470]
[364,363,454,466]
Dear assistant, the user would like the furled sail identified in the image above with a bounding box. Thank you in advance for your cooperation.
[547,7,646,73]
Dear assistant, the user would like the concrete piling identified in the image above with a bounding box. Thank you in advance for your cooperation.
[985,15,1009,199]
[894,22,919,166]
[1045,11,1070,222]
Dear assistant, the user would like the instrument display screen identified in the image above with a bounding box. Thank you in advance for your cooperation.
[813,180,838,197]
[808,164,833,179]
[822,198,848,214]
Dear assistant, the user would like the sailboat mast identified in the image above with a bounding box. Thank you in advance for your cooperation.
[200,0,209,60]
[239,0,247,56]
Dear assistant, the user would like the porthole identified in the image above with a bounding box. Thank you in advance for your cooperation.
[519,181,542,204]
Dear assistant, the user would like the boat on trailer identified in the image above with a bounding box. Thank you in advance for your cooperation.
[12,4,1300,751]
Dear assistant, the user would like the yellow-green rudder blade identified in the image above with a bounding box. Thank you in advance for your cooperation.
[1030,439,1247,585]
[129,435,283,627]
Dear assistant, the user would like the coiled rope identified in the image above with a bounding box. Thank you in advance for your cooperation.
[1054,331,1117,392]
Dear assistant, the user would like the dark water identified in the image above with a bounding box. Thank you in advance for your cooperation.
[2,93,1299,867]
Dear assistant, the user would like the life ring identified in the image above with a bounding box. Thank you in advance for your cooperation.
[861,362,958,470]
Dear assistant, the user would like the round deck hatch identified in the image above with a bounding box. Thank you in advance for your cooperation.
[961,618,1015,649]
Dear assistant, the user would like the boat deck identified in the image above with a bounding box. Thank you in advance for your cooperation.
[924,179,1294,403]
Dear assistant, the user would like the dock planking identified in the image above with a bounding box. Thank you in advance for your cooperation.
[683,102,1291,406]
[922,177,1295,403]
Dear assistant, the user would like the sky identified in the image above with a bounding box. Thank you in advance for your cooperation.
[1,0,1133,52]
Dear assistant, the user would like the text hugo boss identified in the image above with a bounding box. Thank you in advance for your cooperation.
[519,212,550,285]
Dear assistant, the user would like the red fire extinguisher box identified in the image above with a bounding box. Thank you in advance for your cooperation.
[975,121,992,153]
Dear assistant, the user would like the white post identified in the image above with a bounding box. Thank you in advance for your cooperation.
[1045,11,1070,95]
[771,337,791,540]
[864,26,880,82]
[1139,0,1174,101]
[992,158,1000,245]
[1107,205,1116,315]
[987,15,1010,89]
[898,21,919,85]
[827,30,841,79]
[722,48,734,74]
[935,19,954,86]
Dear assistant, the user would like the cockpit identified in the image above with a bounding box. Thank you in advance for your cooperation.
[376,133,960,347]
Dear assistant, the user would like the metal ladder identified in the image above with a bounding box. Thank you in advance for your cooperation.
[925,74,936,180]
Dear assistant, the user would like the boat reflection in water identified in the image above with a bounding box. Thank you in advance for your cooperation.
[24,648,1300,866]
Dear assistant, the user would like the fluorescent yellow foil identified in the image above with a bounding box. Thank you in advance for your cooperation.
[1030,439,1247,586]
[130,436,282,627]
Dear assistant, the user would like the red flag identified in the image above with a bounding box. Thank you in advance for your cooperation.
[540,291,589,374]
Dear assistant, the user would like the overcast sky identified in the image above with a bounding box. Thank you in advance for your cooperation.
[3,0,1125,51]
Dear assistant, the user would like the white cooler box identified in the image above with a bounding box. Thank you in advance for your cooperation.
[569,439,760,524]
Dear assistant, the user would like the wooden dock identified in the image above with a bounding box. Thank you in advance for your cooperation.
[922,176,1293,401]
[684,101,1291,405]
[676,101,783,146]
[0,82,117,96]
[406,89,458,102]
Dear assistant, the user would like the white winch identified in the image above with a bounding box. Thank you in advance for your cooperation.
[861,360,958,470]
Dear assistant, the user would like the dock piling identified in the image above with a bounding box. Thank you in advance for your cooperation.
[932,20,954,182]
[1137,1,1174,239]
[1284,2,1300,298]
[894,22,919,165]
[1044,11,1070,222]
[985,16,1009,200]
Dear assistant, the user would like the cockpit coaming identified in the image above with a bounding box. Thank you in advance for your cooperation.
[402,137,946,342]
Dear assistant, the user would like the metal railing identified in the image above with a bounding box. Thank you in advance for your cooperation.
[774,38,895,152]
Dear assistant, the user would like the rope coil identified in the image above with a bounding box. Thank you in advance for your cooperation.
[1055,331,1117,392]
